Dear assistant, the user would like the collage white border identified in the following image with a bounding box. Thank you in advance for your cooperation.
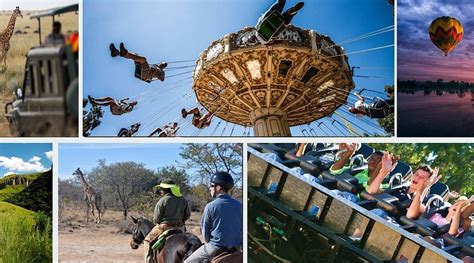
[1,0,473,262]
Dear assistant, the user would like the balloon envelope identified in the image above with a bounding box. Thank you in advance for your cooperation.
[429,16,463,56]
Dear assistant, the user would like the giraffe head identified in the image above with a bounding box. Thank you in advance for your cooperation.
[73,167,82,177]
[14,6,23,18]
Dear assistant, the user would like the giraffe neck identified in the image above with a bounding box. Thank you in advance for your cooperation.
[77,171,94,193]
[1,13,19,41]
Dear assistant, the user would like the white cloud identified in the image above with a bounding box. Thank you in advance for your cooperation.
[0,156,47,174]
[45,151,53,161]
[29,156,41,163]
[3,172,15,177]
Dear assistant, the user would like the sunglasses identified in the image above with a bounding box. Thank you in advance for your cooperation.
[209,184,216,188]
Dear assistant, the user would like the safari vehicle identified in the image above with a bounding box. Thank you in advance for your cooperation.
[4,3,78,137]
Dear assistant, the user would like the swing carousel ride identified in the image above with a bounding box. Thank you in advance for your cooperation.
[83,1,394,137]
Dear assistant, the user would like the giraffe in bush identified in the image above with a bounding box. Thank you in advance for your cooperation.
[0,6,23,68]
[73,168,104,224]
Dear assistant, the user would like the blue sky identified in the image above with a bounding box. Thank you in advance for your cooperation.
[0,144,52,177]
[59,143,245,184]
[84,0,394,137]
[59,144,187,180]
[398,0,474,81]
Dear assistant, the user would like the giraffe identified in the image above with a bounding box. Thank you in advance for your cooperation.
[0,6,23,68]
[73,168,103,224]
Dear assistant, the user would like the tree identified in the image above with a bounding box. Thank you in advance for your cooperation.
[156,166,190,194]
[179,143,243,185]
[88,160,157,219]
[83,100,104,137]
[369,143,473,195]
[377,85,394,135]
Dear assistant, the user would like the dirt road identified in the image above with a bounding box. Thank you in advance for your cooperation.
[59,208,203,263]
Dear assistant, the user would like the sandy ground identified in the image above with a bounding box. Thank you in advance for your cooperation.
[59,205,203,263]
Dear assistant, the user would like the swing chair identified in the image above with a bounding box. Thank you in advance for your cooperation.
[194,113,214,129]
[134,63,164,83]
[365,97,393,119]
[149,126,179,137]
[255,10,287,44]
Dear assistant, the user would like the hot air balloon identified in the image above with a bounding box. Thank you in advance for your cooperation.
[429,16,463,56]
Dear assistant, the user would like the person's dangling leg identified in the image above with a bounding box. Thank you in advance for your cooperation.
[268,0,286,13]
[109,43,119,57]
[119,43,148,64]
[93,98,115,105]
[190,108,201,117]
[89,96,115,106]
[282,2,304,24]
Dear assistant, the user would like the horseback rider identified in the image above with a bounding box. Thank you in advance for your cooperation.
[348,92,394,118]
[181,108,212,129]
[143,180,191,263]
[117,123,141,137]
[109,42,167,83]
[184,172,242,263]
[88,95,137,116]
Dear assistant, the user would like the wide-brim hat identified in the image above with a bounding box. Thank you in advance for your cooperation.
[156,182,182,197]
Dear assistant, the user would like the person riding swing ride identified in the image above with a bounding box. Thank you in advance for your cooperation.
[88,95,137,116]
[348,92,394,119]
[109,42,168,83]
[181,108,213,129]
[117,123,141,137]
[149,122,179,137]
[255,0,305,44]
[142,180,191,263]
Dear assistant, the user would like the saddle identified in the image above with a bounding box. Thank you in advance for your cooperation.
[208,247,243,263]
[151,228,183,252]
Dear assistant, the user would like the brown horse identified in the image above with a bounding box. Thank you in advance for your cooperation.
[130,216,202,263]
[130,217,243,263]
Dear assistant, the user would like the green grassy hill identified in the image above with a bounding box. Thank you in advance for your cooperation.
[0,201,35,222]
[0,172,42,201]
[0,201,52,262]
[6,170,52,214]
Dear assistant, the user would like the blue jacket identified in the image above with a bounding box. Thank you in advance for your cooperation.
[201,193,242,248]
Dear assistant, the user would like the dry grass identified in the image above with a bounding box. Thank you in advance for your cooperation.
[59,201,203,238]
[0,10,78,136]
[59,203,204,262]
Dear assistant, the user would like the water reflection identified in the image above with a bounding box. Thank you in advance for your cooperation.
[398,88,474,137]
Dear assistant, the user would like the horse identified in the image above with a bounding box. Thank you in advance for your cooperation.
[130,216,202,263]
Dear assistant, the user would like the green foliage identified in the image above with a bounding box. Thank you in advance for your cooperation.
[0,172,42,183]
[6,170,52,214]
[179,143,243,185]
[156,166,190,194]
[88,160,157,218]
[0,185,25,201]
[376,85,394,135]
[368,143,474,195]
[83,104,105,137]
[0,202,52,262]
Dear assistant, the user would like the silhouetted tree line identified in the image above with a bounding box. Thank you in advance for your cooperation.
[398,79,474,91]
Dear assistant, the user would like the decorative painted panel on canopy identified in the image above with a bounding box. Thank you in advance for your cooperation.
[192,25,354,127]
